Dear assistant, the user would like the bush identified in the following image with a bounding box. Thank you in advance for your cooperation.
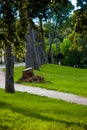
[60,38,82,67]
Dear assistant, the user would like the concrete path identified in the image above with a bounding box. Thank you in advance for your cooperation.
[0,64,87,106]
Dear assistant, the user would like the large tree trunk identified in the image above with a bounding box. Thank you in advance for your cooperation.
[25,34,33,68]
[25,24,40,70]
[5,42,15,93]
[32,29,41,68]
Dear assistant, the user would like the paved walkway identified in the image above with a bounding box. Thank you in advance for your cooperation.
[0,64,87,106]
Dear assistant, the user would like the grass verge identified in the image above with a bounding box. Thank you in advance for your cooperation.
[0,89,87,130]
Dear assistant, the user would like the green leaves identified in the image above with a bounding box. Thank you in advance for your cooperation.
[74,11,87,37]
[74,0,87,37]
[60,37,82,66]
[60,38,72,55]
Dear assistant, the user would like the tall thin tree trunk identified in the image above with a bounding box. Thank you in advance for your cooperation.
[48,33,54,64]
[5,42,15,93]
[39,17,48,64]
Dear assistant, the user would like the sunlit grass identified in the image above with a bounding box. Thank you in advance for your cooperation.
[14,64,87,97]
[0,89,87,130]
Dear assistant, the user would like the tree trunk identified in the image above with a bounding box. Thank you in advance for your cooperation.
[5,42,15,93]
[25,24,40,70]
[25,34,33,68]
[22,67,34,79]
[32,29,41,68]
[48,33,54,64]
[39,17,48,64]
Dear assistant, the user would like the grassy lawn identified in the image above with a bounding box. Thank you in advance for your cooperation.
[0,89,87,130]
[14,64,87,97]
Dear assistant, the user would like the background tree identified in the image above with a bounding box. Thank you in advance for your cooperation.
[72,0,87,67]
[44,22,55,63]
[25,0,51,69]
[25,0,74,67]
[60,37,82,66]
[43,0,74,63]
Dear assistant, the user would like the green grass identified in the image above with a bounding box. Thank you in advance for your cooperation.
[0,89,87,130]
[14,64,87,97]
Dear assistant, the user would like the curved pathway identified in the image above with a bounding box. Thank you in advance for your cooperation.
[0,65,87,106]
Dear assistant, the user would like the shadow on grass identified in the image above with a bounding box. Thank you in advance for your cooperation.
[0,101,87,129]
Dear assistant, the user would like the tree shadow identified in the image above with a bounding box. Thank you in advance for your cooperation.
[0,101,86,129]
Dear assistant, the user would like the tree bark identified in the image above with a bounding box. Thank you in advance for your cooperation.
[32,29,41,68]
[48,33,54,64]
[22,67,34,79]
[5,42,15,93]
[25,24,40,70]
[25,34,33,68]
[39,17,48,64]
